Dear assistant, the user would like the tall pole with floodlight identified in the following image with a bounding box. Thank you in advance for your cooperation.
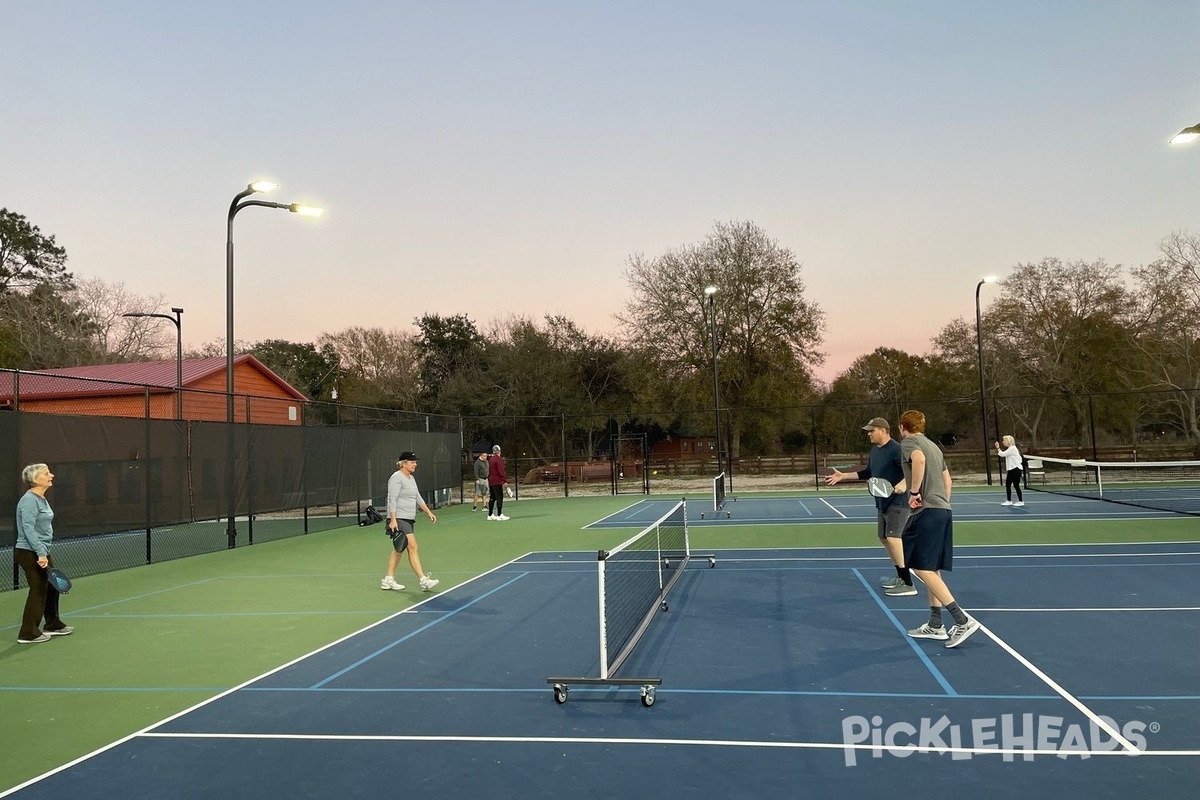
[976,275,998,485]
[225,181,322,547]
[704,285,723,481]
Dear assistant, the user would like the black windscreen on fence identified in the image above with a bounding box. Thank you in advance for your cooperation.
[2,412,458,590]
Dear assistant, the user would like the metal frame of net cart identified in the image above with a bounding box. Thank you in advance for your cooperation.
[547,499,715,707]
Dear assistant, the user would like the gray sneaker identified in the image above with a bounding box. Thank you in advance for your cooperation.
[945,617,982,649]
[884,582,918,597]
[907,622,949,640]
[17,633,51,644]
[880,575,903,589]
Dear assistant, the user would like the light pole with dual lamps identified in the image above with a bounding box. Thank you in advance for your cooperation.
[225,181,322,547]
[122,307,184,419]
[976,275,998,485]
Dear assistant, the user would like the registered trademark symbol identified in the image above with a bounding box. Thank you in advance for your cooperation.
[1149,722,1161,734]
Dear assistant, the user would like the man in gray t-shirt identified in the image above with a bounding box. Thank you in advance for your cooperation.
[897,410,980,650]
[472,452,489,511]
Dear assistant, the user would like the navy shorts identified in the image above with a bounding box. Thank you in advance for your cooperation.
[901,507,954,571]
[388,519,414,553]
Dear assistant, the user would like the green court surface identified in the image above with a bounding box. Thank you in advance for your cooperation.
[1,491,1197,793]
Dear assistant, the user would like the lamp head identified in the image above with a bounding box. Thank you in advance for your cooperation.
[982,275,998,284]
[289,204,324,217]
[171,307,184,314]
[248,180,278,193]
[1170,124,1200,145]
[704,285,718,296]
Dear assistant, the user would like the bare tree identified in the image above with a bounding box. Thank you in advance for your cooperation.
[318,326,421,409]
[617,220,825,456]
[1129,231,1200,446]
[69,277,169,361]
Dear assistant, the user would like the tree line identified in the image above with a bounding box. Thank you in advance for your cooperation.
[2,208,1197,458]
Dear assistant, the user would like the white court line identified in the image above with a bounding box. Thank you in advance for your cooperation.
[582,500,656,529]
[704,551,1200,563]
[818,498,847,519]
[976,621,1141,753]
[0,555,535,800]
[138,730,1200,757]
[970,607,1200,613]
[896,571,1143,755]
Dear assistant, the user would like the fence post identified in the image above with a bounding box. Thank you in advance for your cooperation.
[562,414,569,498]
[144,387,152,564]
[1087,393,1099,461]
[245,395,254,545]
[810,407,820,490]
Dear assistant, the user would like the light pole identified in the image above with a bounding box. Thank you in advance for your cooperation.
[226,181,322,547]
[704,285,723,481]
[122,307,184,419]
[976,275,998,485]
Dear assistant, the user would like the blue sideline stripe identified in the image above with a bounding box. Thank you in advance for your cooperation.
[309,573,530,689]
[795,501,813,516]
[851,568,958,697]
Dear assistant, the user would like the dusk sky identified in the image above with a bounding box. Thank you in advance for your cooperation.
[4,1,1199,381]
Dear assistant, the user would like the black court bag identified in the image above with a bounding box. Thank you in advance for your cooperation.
[359,505,384,526]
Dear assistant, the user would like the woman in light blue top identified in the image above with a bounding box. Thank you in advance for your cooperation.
[15,463,73,643]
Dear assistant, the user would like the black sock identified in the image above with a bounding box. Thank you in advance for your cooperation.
[929,606,943,628]
[896,566,912,586]
[945,602,969,627]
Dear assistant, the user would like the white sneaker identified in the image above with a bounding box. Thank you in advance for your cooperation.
[419,575,440,591]
[486,515,498,520]
[1014,501,1025,507]
[1000,501,1013,506]
[945,616,982,649]
[497,514,510,521]
[381,576,405,591]
[907,622,949,641]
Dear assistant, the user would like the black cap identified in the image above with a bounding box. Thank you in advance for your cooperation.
[398,451,418,462]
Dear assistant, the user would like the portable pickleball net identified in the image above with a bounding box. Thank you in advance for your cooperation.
[547,498,714,706]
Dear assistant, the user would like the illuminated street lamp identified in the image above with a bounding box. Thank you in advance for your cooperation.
[225,181,322,547]
[1169,123,1200,145]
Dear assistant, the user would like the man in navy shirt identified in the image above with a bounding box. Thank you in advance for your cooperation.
[825,417,914,596]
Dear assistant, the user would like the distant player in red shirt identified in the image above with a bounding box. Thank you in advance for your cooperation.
[487,444,509,520]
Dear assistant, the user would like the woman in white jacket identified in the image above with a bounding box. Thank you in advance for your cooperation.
[995,436,1025,507]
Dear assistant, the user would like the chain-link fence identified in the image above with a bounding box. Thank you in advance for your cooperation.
[457,388,1199,499]
[1,370,460,592]
[4,366,1196,590]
